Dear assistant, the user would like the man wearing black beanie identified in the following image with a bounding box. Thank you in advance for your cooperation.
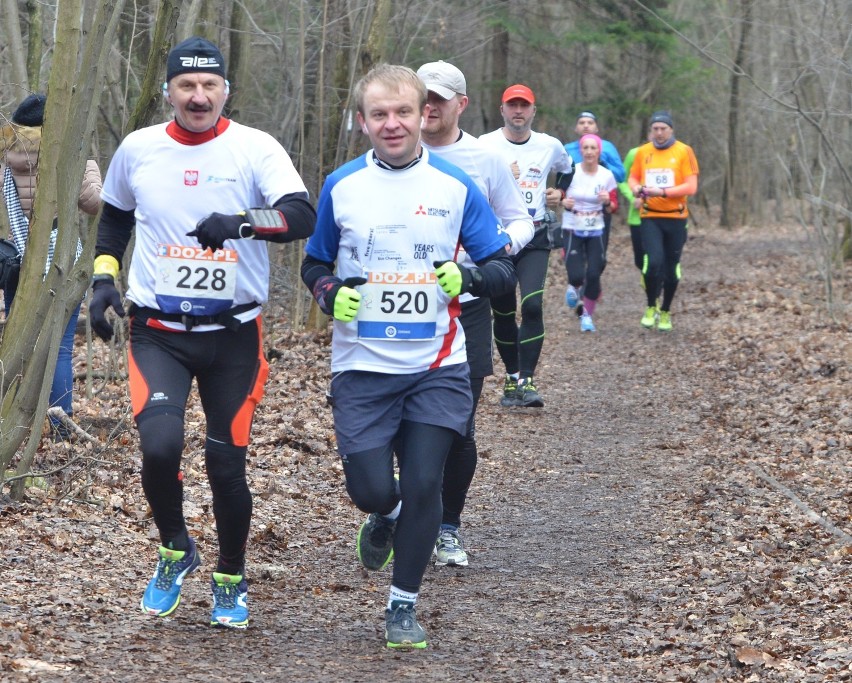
[89,36,316,629]
[165,36,227,83]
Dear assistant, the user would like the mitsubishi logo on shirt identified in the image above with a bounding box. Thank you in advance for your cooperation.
[184,170,199,186]
[414,204,450,217]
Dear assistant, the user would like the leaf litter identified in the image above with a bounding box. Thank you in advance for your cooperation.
[0,222,849,682]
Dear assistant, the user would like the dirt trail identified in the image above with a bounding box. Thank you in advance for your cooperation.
[2,224,849,682]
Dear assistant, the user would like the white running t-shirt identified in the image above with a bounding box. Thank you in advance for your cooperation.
[478,129,573,222]
[561,165,617,236]
[101,120,307,328]
[423,132,533,257]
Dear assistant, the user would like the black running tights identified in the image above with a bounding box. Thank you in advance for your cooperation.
[441,376,484,528]
[342,421,455,593]
[139,410,251,575]
[563,232,606,301]
[640,217,688,311]
[491,246,551,379]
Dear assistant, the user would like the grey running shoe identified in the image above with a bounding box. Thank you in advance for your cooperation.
[435,528,469,567]
[356,513,396,570]
[385,603,427,649]
[500,375,520,407]
[518,378,544,408]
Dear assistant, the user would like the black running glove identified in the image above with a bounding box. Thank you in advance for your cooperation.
[188,209,290,251]
[89,276,126,341]
[187,213,245,251]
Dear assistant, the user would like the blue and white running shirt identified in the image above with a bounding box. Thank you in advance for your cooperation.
[305,147,508,374]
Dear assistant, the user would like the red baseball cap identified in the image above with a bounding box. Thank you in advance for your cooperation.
[502,84,535,104]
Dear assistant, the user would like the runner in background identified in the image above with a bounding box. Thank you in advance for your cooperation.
[618,142,645,289]
[479,85,574,408]
[416,60,533,568]
[560,134,618,332]
[628,111,699,331]
[564,112,624,260]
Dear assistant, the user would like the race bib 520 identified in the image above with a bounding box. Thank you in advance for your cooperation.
[357,271,439,340]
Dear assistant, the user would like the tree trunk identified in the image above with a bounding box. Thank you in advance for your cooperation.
[485,0,510,132]
[24,0,44,91]
[225,0,250,121]
[125,1,181,136]
[360,0,392,73]
[2,0,29,89]
[721,0,753,228]
[0,0,127,496]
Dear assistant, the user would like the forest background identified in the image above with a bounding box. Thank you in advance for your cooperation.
[0,0,849,482]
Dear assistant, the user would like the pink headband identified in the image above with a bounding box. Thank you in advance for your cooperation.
[579,134,602,151]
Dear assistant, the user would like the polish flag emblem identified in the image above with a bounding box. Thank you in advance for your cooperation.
[184,170,199,186]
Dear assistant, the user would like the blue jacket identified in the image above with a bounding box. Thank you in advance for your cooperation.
[564,138,626,183]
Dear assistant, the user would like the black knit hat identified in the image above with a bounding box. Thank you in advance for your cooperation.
[166,36,226,82]
[649,110,674,127]
[12,93,47,126]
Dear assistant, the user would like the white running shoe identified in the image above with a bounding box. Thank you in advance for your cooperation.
[435,528,469,566]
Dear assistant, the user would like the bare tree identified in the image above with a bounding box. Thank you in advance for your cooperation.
[24,0,44,91]
[1,0,29,89]
[0,0,127,496]
[126,2,182,135]
[720,0,753,228]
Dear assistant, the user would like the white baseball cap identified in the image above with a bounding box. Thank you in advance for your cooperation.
[416,60,467,100]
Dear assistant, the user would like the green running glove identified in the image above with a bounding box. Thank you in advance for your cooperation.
[433,260,464,298]
[331,277,366,322]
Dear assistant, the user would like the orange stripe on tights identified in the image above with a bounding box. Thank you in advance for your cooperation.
[127,347,150,419]
[230,318,269,447]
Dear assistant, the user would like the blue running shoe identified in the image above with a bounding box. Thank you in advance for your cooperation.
[565,285,579,309]
[580,313,596,332]
[210,572,249,629]
[141,539,201,617]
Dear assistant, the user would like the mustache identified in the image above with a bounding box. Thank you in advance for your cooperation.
[187,102,213,112]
